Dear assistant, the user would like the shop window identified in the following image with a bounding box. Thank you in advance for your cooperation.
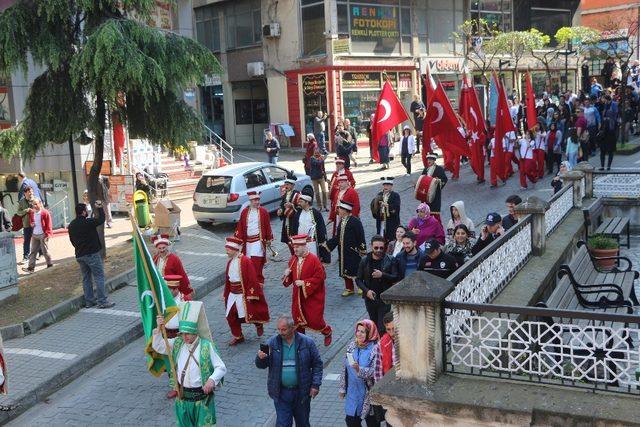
[471,0,512,32]
[337,4,349,34]
[225,0,261,49]
[235,99,269,125]
[530,8,571,47]
[195,6,220,52]
[301,2,326,56]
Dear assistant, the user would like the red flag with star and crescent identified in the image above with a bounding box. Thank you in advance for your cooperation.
[371,81,409,163]
[423,81,470,158]
[459,72,487,179]
[492,71,517,182]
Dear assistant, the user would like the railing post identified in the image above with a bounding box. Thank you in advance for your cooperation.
[573,162,594,198]
[514,196,548,256]
[381,272,455,385]
[562,170,585,209]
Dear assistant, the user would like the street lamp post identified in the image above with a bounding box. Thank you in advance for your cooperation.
[559,40,577,93]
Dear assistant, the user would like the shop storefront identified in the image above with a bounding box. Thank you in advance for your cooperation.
[420,57,463,107]
[285,66,417,149]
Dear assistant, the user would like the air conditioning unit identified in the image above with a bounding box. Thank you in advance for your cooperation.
[262,23,281,38]
[247,62,265,78]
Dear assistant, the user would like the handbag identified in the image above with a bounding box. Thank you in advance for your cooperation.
[11,214,23,232]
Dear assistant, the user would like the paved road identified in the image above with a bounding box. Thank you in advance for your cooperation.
[9,148,638,427]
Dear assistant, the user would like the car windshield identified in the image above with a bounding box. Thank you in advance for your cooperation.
[196,176,231,194]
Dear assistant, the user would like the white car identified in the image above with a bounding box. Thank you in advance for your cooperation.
[192,162,313,226]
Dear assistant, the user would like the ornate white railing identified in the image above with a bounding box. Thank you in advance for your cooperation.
[545,184,574,236]
[446,217,532,336]
[593,172,640,198]
[445,303,640,394]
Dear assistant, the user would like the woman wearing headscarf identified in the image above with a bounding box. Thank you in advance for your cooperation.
[444,224,476,266]
[339,319,382,427]
[545,107,555,129]
[551,161,572,194]
[545,122,563,175]
[407,203,445,247]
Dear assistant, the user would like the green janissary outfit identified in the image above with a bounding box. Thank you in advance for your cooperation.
[152,301,227,427]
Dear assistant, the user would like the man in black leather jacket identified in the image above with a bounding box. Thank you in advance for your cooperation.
[356,235,400,333]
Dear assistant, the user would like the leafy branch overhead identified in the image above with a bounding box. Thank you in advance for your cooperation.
[0,0,223,161]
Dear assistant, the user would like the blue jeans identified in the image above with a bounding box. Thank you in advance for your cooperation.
[567,151,578,168]
[77,252,108,305]
[274,388,311,427]
[23,226,33,258]
[269,156,279,165]
[315,132,327,154]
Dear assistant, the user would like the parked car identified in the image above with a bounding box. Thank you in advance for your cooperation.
[192,162,313,226]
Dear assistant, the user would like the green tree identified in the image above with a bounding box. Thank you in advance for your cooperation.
[493,30,547,94]
[454,19,506,84]
[0,0,221,208]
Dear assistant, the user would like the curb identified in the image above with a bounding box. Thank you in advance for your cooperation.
[617,144,640,155]
[0,270,227,425]
[0,268,137,341]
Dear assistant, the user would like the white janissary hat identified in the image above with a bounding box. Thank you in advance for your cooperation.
[152,234,170,247]
[381,177,394,185]
[178,301,213,341]
[284,177,297,185]
[299,194,312,202]
[338,200,353,211]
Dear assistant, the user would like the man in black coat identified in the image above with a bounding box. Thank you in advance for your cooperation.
[472,212,505,255]
[356,235,400,333]
[371,177,400,243]
[418,238,458,278]
[327,200,366,297]
[277,177,299,253]
[289,189,330,263]
[421,153,448,217]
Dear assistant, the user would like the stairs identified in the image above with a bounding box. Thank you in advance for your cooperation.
[159,154,203,201]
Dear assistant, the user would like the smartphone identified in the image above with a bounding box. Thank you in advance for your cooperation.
[346,352,355,366]
[260,343,270,355]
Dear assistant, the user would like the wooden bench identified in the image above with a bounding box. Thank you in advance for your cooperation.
[583,198,631,248]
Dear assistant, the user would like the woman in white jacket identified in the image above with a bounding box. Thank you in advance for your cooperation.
[446,200,475,239]
[399,125,416,175]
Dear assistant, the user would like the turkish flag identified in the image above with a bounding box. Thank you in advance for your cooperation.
[371,81,409,163]
[492,72,517,182]
[424,82,469,158]
[524,72,537,131]
[459,73,487,179]
[112,112,125,168]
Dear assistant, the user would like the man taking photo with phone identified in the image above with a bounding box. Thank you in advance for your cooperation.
[356,235,400,334]
[255,314,323,427]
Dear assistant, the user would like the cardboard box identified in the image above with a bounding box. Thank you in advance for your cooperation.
[156,226,178,238]
[154,199,181,229]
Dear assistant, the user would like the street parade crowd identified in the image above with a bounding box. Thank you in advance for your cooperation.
[2,64,638,427]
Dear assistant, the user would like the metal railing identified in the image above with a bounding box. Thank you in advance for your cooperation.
[593,170,640,199]
[49,193,70,229]
[138,170,167,200]
[444,301,640,395]
[545,183,574,236]
[203,124,233,166]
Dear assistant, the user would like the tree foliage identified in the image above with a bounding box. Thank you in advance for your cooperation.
[454,19,506,82]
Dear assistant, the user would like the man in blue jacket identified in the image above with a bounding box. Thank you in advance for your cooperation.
[256,314,323,427]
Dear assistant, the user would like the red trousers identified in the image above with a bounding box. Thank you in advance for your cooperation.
[489,157,501,186]
[297,324,332,337]
[344,277,354,291]
[250,256,266,284]
[504,152,516,177]
[226,302,260,338]
[534,149,545,179]
[519,159,537,188]
[452,155,460,179]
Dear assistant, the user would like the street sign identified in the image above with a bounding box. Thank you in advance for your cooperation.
[53,179,68,192]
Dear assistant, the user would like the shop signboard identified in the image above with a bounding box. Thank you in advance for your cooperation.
[342,72,380,89]
[302,74,327,96]
[333,37,351,55]
[53,179,68,192]
[349,5,399,51]
[108,174,135,212]
[420,57,463,75]
[84,160,112,176]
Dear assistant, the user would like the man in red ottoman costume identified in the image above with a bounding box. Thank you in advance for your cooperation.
[235,191,273,284]
[152,234,193,300]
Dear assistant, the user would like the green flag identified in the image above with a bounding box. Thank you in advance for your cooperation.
[133,227,178,377]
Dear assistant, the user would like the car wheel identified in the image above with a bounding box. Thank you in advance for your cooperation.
[197,220,211,228]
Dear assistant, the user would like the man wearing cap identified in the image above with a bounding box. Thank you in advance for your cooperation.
[418,238,459,278]
[421,153,448,219]
[277,177,300,254]
[153,301,227,426]
[328,158,355,205]
[327,200,366,297]
[472,213,505,255]
[328,174,360,236]
[289,189,330,263]
[153,234,193,300]
[235,191,273,285]
[283,234,333,346]
[371,177,400,243]
[224,236,270,346]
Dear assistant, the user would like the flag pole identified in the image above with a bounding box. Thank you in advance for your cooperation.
[129,213,182,400]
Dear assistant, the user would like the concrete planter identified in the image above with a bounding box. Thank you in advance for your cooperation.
[589,247,619,270]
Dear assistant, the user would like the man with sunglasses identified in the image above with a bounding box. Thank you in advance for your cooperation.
[355,235,400,334]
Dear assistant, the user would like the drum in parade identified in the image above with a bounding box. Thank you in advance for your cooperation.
[415,174,439,203]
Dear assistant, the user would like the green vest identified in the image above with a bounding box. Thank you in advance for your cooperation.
[172,337,218,387]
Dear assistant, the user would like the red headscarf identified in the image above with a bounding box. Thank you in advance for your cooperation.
[355,319,380,346]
